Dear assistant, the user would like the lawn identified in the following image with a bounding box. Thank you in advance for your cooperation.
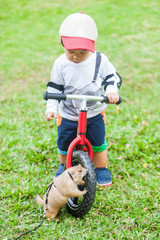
[0,0,160,239]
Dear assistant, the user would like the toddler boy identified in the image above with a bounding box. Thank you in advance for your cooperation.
[45,12,122,186]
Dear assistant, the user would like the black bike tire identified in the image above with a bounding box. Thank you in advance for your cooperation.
[66,150,96,217]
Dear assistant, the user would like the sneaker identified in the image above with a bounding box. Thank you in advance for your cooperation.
[55,164,64,177]
[95,168,112,187]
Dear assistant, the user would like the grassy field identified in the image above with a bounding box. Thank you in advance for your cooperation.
[0,0,160,239]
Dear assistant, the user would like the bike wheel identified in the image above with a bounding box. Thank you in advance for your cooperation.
[66,150,96,217]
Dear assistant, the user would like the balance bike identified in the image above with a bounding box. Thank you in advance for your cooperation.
[43,92,121,217]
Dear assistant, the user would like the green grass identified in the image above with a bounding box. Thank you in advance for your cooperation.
[0,0,160,239]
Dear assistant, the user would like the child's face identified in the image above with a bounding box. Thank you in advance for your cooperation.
[64,49,91,64]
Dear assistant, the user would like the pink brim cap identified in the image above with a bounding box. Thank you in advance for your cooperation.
[61,36,95,53]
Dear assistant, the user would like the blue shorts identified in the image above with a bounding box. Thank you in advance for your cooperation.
[57,111,107,154]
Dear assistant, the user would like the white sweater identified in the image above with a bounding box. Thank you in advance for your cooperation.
[46,51,121,121]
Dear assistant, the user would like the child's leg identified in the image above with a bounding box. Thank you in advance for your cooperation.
[93,149,108,168]
[59,153,67,164]
[93,150,112,186]
[86,113,112,186]
[55,116,77,177]
[93,149,112,186]
[55,154,67,177]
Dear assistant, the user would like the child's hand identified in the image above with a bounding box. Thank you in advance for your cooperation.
[45,112,58,121]
[107,93,119,104]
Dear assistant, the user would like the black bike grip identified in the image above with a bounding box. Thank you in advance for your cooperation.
[101,96,109,103]
[43,92,66,101]
[43,91,48,100]
[116,96,122,105]
[101,96,122,105]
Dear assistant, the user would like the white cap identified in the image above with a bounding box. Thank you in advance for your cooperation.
[59,12,98,52]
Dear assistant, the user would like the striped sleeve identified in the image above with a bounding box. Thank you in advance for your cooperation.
[46,60,64,114]
[100,54,122,95]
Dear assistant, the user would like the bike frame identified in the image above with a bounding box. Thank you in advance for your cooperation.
[66,99,93,169]
[43,92,121,169]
